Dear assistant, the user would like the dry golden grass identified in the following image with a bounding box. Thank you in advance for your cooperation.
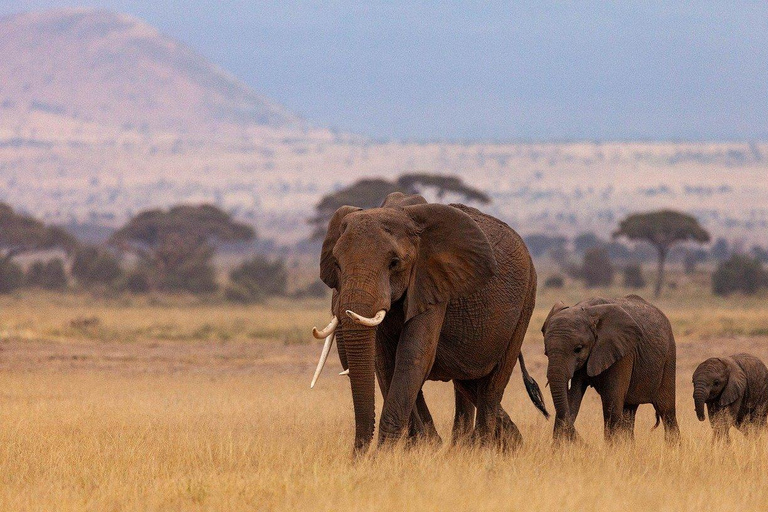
[0,283,767,511]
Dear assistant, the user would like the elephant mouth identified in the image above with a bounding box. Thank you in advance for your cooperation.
[309,309,387,388]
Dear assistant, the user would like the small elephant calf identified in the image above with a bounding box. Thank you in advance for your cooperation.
[692,353,768,442]
[542,295,679,443]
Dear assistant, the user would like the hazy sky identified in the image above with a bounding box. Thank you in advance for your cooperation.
[2,1,767,140]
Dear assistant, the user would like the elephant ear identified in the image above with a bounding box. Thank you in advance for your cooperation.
[380,192,428,208]
[585,304,642,377]
[403,203,497,321]
[719,358,747,406]
[542,301,568,334]
[319,205,362,289]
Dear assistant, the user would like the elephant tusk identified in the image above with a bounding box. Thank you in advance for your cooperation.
[345,309,386,327]
[310,334,335,388]
[312,316,338,339]
[339,369,349,376]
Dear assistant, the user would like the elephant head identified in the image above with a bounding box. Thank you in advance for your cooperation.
[692,357,746,421]
[541,300,642,440]
[313,193,497,452]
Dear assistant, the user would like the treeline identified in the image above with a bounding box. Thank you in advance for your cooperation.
[0,203,324,302]
[529,228,768,297]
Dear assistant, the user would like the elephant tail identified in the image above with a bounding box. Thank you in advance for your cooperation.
[519,352,550,419]
[651,412,660,430]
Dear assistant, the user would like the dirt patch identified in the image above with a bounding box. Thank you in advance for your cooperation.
[1,335,764,381]
[0,336,333,377]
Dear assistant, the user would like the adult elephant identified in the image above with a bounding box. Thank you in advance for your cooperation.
[310,192,547,453]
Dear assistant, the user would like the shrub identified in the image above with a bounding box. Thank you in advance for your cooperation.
[543,275,564,288]
[229,256,287,300]
[712,255,768,296]
[154,239,218,294]
[581,248,614,287]
[71,246,123,286]
[119,270,151,294]
[224,282,265,304]
[0,258,24,293]
[25,258,68,290]
[293,279,328,298]
[623,264,646,289]
[683,249,708,274]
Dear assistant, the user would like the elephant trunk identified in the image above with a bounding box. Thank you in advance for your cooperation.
[548,360,576,441]
[337,323,377,454]
[336,281,388,454]
[693,384,708,421]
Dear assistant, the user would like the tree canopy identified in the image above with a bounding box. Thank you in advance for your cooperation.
[0,203,78,261]
[110,204,255,252]
[613,210,710,296]
[309,173,491,239]
[613,210,710,250]
[109,204,255,293]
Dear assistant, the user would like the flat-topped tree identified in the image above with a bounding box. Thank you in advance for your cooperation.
[309,173,490,239]
[109,204,255,292]
[613,210,710,297]
[0,203,78,262]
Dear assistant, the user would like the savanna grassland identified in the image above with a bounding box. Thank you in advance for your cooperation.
[1,275,768,511]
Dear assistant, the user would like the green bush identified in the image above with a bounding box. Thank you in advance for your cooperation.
[224,282,265,304]
[25,258,68,290]
[293,279,329,298]
[623,264,646,289]
[71,246,123,286]
[228,256,287,302]
[543,275,565,288]
[581,248,614,288]
[0,258,24,293]
[154,240,218,294]
[712,255,768,296]
[118,270,151,294]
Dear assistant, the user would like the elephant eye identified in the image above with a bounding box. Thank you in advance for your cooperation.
[574,345,583,354]
[389,257,401,270]
[713,380,720,386]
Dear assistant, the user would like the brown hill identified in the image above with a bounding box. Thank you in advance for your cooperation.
[0,8,301,132]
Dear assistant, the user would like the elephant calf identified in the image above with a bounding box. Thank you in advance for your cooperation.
[542,295,679,443]
[692,353,768,442]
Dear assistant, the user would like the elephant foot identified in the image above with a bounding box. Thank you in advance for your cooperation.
[495,416,523,452]
[553,423,584,447]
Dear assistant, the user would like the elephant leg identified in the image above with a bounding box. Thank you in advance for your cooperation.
[622,404,639,440]
[495,406,523,451]
[653,402,680,445]
[452,380,476,444]
[413,390,442,444]
[598,358,632,443]
[568,371,589,423]
[655,349,680,444]
[475,295,533,448]
[378,304,445,445]
[712,416,732,444]
[377,322,430,442]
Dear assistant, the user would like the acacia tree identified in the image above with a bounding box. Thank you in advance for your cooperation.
[309,173,491,239]
[0,203,78,262]
[613,210,710,297]
[109,204,255,293]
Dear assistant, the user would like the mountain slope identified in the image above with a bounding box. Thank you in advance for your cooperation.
[0,8,301,132]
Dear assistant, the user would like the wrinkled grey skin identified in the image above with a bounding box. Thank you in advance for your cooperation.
[542,295,679,443]
[692,353,768,442]
[320,192,547,454]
